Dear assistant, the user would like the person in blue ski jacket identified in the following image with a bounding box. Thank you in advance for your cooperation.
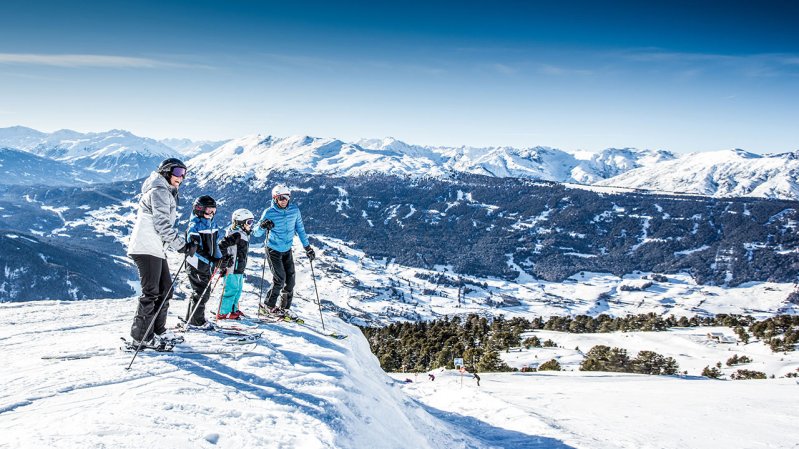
[216,208,254,320]
[184,195,224,326]
[253,184,315,317]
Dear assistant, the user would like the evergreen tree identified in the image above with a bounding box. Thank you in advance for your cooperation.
[538,359,561,371]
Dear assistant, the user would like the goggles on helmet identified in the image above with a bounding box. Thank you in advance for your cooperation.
[275,194,290,202]
[170,166,187,178]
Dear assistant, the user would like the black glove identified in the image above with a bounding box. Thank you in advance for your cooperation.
[190,234,201,245]
[179,241,198,257]
[304,245,315,261]
[219,255,234,269]
[260,219,275,230]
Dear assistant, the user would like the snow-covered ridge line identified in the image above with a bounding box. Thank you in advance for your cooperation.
[4,125,798,200]
[187,133,677,189]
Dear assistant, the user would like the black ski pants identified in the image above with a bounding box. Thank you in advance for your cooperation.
[130,254,173,341]
[265,248,295,309]
[186,261,213,325]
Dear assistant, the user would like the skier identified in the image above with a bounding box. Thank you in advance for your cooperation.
[253,184,315,319]
[473,372,481,387]
[127,158,196,345]
[185,195,223,326]
[216,208,254,320]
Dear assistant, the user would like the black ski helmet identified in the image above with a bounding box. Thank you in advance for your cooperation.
[192,195,217,217]
[157,158,187,179]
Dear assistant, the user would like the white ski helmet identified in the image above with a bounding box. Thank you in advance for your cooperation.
[272,184,291,199]
[231,208,254,228]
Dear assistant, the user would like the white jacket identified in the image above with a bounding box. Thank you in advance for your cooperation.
[127,172,185,258]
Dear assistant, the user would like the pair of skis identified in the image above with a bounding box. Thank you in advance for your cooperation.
[251,313,348,340]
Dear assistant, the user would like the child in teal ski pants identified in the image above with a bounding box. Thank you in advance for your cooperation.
[217,208,254,319]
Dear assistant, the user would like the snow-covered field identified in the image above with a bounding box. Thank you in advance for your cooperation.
[390,369,799,449]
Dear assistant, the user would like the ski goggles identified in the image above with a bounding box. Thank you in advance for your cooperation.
[201,207,216,216]
[244,219,254,225]
[170,166,187,178]
[275,194,290,202]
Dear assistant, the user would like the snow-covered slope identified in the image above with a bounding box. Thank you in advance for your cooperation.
[598,149,799,199]
[0,126,48,151]
[160,137,229,158]
[303,236,799,324]
[0,279,486,448]
[570,147,676,184]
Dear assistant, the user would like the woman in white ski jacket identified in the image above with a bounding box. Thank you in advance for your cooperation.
[127,158,194,344]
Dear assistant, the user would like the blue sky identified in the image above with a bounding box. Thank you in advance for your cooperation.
[1,0,797,153]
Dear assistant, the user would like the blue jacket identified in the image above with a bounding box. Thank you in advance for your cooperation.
[186,215,223,265]
[252,200,310,252]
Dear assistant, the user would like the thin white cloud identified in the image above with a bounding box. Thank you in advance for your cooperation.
[0,53,207,69]
[537,64,593,76]
[492,63,518,75]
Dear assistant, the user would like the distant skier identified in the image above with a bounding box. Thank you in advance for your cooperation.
[127,158,195,345]
[253,184,315,319]
[428,373,435,381]
[185,195,223,326]
[216,208,254,320]
[473,372,481,387]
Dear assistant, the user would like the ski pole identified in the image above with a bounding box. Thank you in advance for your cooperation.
[310,259,325,331]
[215,270,229,321]
[258,229,271,306]
[185,262,224,327]
[126,255,188,370]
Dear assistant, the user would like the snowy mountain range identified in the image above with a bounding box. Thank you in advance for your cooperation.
[187,134,677,188]
[2,126,798,200]
[184,133,799,200]
[0,126,180,182]
[596,148,799,199]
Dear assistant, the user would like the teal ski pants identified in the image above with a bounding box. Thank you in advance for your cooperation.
[219,273,243,314]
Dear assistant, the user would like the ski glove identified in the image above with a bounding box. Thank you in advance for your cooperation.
[259,219,275,230]
[304,245,315,261]
[220,255,234,269]
[179,241,198,257]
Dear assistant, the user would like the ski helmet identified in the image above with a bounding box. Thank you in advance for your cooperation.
[157,158,187,180]
[231,208,254,229]
[192,195,217,218]
[272,184,291,199]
